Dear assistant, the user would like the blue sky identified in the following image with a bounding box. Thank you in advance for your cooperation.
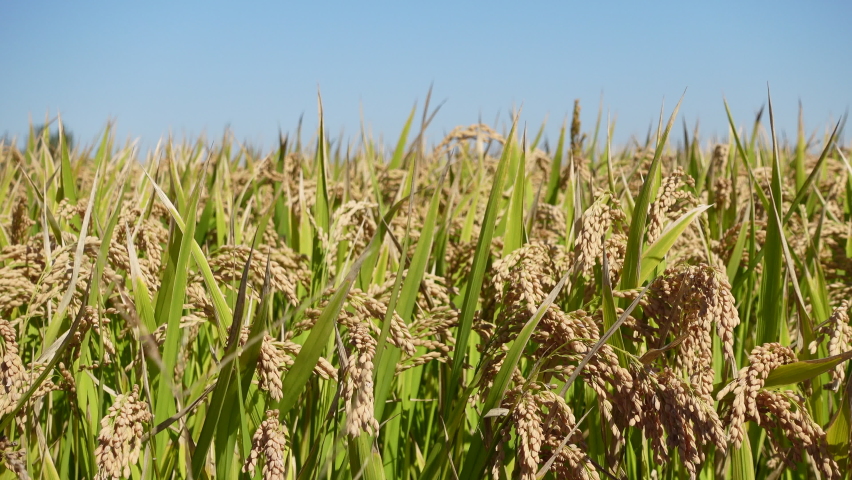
[2,1,850,152]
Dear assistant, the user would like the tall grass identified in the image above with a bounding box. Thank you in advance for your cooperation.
[0,95,851,480]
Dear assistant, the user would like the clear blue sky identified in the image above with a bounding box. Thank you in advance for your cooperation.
[2,1,850,152]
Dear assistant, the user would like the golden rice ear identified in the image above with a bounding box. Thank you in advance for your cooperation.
[754,390,839,479]
[243,410,289,480]
[717,343,798,448]
[574,194,615,278]
[342,320,379,437]
[0,319,25,416]
[809,300,852,389]
[94,386,152,480]
[623,367,726,477]
[513,391,543,480]
[0,437,27,479]
[646,167,698,245]
[9,194,33,246]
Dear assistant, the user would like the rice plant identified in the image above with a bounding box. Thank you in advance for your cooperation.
[0,94,850,480]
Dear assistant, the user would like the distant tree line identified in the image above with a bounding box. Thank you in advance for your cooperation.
[0,124,74,156]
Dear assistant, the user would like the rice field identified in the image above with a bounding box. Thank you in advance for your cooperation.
[0,95,851,480]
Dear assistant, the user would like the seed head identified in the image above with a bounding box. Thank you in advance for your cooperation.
[514,391,543,480]
[647,168,696,244]
[94,385,151,480]
[0,437,27,480]
[754,390,839,479]
[808,300,851,390]
[243,410,289,480]
[343,321,379,437]
[9,195,33,246]
[717,343,796,447]
[0,320,24,416]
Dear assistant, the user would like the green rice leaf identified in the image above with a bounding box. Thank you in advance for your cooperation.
[726,209,750,283]
[731,438,756,480]
[56,115,77,206]
[756,90,798,348]
[389,104,416,170]
[544,118,566,205]
[144,168,232,338]
[44,165,101,346]
[278,196,407,416]
[619,94,684,290]
[154,165,203,459]
[278,262,352,415]
[126,226,157,335]
[502,138,526,255]
[446,115,518,412]
[639,204,711,284]
[826,376,851,465]
[763,350,852,389]
[212,242,256,479]
[314,92,330,234]
[459,269,573,479]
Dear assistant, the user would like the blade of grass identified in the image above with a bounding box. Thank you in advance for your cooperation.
[154,164,203,463]
[56,114,77,206]
[369,160,418,479]
[389,104,416,170]
[459,268,573,479]
[753,88,786,346]
[502,135,526,255]
[277,196,408,417]
[44,164,100,346]
[126,226,157,335]
[446,114,518,413]
[638,204,711,284]
[213,244,256,479]
[189,242,253,479]
[763,350,852,388]
[314,91,330,234]
[731,435,756,480]
[726,207,751,283]
[619,93,684,291]
[144,169,231,339]
[826,374,852,467]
